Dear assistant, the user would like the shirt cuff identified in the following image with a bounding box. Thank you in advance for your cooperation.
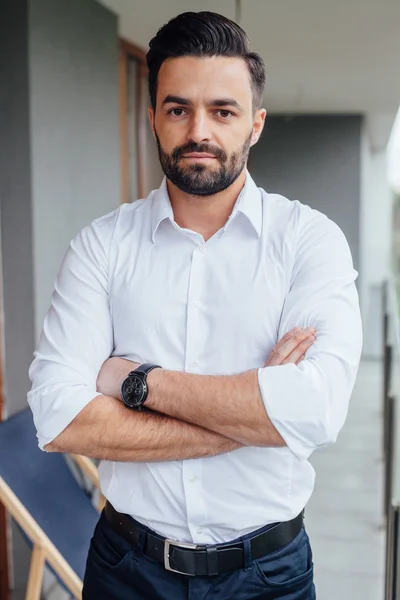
[257,364,330,460]
[28,386,102,451]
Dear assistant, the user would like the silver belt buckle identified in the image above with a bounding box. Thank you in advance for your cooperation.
[164,539,198,575]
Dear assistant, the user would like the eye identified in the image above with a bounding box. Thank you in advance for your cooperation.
[216,110,234,119]
[168,108,187,117]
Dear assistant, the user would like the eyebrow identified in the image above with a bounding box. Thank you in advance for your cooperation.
[161,95,244,112]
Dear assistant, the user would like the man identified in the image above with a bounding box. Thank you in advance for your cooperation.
[28,11,363,600]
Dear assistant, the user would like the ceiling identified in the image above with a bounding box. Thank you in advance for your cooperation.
[99,0,400,149]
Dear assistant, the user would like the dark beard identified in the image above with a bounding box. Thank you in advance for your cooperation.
[154,130,253,197]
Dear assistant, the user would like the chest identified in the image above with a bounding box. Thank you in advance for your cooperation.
[109,231,291,371]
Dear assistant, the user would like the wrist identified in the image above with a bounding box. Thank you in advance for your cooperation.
[111,358,138,401]
[144,367,163,410]
[117,367,132,401]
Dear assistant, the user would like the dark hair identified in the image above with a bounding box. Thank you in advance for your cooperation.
[146,11,265,112]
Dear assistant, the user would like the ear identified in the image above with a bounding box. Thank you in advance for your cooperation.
[250,109,267,147]
[148,107,156,139]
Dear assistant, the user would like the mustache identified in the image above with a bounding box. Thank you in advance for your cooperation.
[172,142,227,162]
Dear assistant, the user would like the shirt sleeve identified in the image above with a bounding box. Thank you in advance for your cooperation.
[27,215,116,450]
[257,209,363,460]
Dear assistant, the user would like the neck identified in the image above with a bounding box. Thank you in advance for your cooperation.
[166,170,247,242]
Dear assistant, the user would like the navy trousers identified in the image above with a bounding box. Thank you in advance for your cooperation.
[82,511,316,599]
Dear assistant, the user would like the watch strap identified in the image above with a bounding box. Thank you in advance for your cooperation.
[134,363,162,376]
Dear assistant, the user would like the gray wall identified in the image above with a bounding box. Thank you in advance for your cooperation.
[0,1,121,597]
[0,0,36,419]
[249,115,362,272]
[29,0,121,340]
[0,0,121,416]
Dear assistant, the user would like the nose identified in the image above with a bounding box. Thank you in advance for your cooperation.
[186,112,212,144]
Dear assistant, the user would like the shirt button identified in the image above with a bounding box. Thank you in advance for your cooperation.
[191,360,199,368]
[194,300,201,308]
[198,245,205,254]
[189,475,198,482]
[197,528,204,534]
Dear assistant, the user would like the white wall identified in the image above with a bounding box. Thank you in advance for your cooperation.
[359,125,393,358]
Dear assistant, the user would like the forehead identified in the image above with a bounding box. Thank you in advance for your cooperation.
[157,56,252,106]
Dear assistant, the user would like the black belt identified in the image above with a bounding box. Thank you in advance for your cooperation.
[104,501,304,577]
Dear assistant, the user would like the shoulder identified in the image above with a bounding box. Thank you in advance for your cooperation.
[260,189,346,245]
[76,196,151,251]
[258,189,354,281]
[92,196,150,234]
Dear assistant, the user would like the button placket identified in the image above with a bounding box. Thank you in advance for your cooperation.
[182,458,207,541]
[182,246,209,539]
[185,246,207,373]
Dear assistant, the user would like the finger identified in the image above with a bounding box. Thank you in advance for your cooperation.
[278,327,315,359]
[267,329,315,367]
[268,335,315,367]
[265,328,303,366]
[282,335,316,365]
[295,354,306,365]
[274,327,303,351]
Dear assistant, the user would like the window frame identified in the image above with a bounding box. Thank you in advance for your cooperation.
[119,38,148,203]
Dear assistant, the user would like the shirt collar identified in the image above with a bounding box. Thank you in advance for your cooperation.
[151,170,262,243]
[151,177,174,243]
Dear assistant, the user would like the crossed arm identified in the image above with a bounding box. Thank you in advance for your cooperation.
[29,216,362,462]
[47,393,243,461]
[45,328,314,459]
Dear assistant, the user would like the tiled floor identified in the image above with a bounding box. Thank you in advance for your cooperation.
[306,359,385,600]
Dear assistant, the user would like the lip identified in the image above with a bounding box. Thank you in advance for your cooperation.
[182,153,216,159]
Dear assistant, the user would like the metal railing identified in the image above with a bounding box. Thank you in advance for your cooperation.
[382,278,400,600]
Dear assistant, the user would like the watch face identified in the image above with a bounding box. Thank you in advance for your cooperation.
[121,374,147,408]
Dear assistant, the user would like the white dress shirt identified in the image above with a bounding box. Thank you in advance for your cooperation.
[28,172,363,544]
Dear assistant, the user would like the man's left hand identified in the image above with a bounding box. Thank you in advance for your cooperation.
[96,357,140,400]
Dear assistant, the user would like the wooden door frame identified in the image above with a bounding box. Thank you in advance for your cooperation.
[119,39,148,203]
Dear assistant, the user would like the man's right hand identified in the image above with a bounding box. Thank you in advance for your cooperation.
[265,327,316,367]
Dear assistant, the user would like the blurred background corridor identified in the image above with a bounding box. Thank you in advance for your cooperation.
[0,1,400,598]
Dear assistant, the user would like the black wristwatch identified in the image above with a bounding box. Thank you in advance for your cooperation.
[120,363,162,411]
